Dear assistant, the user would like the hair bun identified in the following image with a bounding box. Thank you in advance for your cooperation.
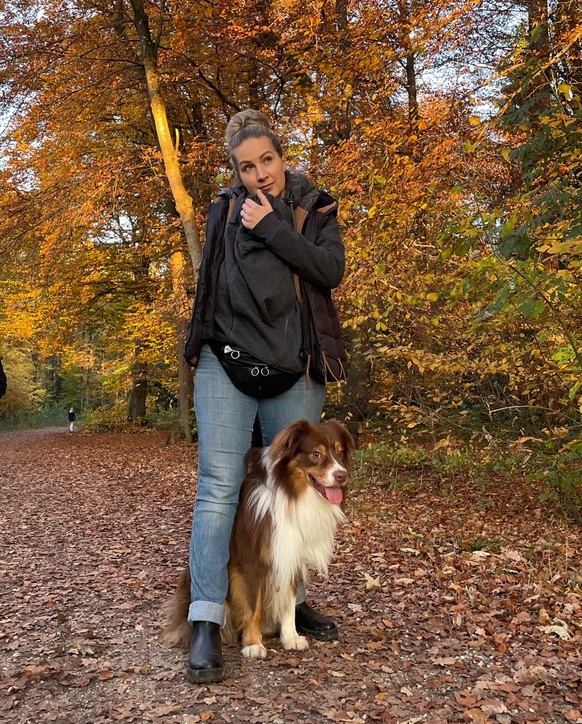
[225,109,271,144]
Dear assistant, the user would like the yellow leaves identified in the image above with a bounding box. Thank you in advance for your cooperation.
[537,238,582,256]
[408,356,426,373]
[468,115,481,126]
[434,436,454,450]
[557,83,573,100]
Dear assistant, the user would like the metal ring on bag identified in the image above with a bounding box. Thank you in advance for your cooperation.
[251,367,260,377]
[261,367,270,377]
[223,345,241,359]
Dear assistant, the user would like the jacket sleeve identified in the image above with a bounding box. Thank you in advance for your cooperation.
[183,196,228,365]
[250,210,344,289]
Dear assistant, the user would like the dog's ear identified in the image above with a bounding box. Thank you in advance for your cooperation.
[323,420,355,460]
[270,419,312,462]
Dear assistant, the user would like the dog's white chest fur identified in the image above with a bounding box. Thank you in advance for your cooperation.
[251,479,345,585]
[248,480,345,631]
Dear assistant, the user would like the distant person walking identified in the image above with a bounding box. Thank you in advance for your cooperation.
[68,408,76,433]
[0,358,6,399]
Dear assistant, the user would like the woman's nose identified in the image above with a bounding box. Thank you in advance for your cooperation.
[255,165,267,181]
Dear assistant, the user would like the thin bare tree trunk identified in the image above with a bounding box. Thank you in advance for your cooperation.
[129,0,198,441]
[170,250,194,444]
[397,0,419,125]
[130,0,202,274]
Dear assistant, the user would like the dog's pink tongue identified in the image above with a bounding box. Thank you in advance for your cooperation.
[325,486,343,505]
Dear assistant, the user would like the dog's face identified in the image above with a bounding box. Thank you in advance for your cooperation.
[270,419,355,507]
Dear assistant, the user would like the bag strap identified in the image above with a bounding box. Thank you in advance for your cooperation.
[227,193,237,223]
[292,205,308,303]
[291,207,313,384]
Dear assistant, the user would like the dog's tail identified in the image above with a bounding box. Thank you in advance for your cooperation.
[160,567,192,649]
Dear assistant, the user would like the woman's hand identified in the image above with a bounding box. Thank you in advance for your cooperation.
[240,189,273,230]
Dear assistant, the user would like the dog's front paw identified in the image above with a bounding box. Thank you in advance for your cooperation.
[281,634,309,651]
[241,643,268,659]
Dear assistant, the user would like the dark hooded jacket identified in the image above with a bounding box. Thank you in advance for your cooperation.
[0,359,6,398]
[184,171,348,382]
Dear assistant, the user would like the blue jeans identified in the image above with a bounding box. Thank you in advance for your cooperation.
[188,344,326,625]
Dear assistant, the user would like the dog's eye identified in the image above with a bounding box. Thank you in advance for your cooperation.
[311,451,322,460]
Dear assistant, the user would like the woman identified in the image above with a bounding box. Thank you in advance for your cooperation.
[184,109,347,683]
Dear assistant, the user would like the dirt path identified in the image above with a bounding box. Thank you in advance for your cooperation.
[0,428,580,723]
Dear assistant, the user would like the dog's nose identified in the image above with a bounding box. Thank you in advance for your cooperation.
[334,469,347,485]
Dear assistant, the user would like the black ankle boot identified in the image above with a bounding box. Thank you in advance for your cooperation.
[187,621,224,684]
[295,602,339,641]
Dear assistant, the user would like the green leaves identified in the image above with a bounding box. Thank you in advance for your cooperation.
[517,297,544,321]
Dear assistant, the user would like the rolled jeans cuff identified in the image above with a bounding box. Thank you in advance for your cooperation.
[188,601,225,627]
[295,581,306,606]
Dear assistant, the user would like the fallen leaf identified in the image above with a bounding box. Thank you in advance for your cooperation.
[363,572,381,590]
[480,698,508,715]
[400,547,421,556]
[539,622,571,640]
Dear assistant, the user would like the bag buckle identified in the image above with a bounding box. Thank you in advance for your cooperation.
[223,345,241,360]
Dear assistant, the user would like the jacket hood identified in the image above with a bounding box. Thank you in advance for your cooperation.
[283,171,320,209]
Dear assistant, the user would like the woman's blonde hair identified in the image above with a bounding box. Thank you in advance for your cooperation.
[225,109,283,179]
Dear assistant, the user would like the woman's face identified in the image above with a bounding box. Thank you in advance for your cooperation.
[232,136,286,199]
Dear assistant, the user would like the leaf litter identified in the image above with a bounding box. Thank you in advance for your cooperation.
[0,428,580,723]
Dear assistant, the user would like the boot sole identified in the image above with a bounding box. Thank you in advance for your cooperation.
[296,625,339,642]
[187,665,225,684]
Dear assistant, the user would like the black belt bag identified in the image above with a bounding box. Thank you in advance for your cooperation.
[209,342,301,399]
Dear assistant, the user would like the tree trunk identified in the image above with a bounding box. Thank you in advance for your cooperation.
[555,0,581,85]
[341,332,372,446]
[129,0,202,274]
[397,0,419,126]
[169,250,194,443]
[526,0,552,120]
[127,361,148,423]
[405,52,419,124]
[130,0,200,441]
[336,0,349,51]
[526,0,550,55]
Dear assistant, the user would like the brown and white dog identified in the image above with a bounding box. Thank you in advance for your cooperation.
[163,418,354,659]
